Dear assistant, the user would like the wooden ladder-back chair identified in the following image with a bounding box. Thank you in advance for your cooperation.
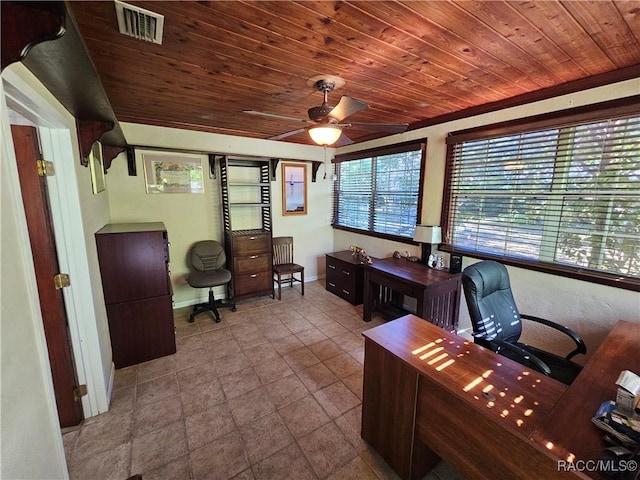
[272,236,304,300]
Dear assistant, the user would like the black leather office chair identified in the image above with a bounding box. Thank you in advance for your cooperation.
[462,260,586,385]
[186,240,236,323]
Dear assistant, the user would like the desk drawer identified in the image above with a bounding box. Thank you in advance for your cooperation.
[327,258,358,277]
[325,252,363,305]
[326,267,356,289]
[234,254,271,275]
[234,233,271,255]
[326,279,360,304]
[234,271,271,297]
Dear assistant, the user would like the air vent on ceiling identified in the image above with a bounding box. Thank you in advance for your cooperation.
[114,0,164,44]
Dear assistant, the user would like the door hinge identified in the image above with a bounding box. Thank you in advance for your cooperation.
[74,384,88,400]
[36,159,55,176]
[54,273,70,289]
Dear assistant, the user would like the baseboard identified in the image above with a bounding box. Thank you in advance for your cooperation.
[173,275,321,309]
[173,297,210,309]
[106,361,115,410]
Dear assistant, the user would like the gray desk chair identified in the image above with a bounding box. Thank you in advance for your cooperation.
[186,240,236,323]
[272,236,304,300]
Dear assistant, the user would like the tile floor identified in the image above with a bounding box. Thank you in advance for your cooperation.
[63,280,465,480]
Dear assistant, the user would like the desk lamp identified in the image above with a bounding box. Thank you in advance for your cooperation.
[413,225,442,266]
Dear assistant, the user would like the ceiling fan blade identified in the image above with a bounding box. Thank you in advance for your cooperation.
[336,134,353,147]
[346,122,409,133]
[243,110,309,123]
[328,96,368,122]
[268,127,308,141]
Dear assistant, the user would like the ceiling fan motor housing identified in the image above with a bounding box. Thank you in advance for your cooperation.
[307,79,339,122]
[308,104,335,122]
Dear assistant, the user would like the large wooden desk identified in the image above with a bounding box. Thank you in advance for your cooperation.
[362,257,461,330]
[531,320,640,475]
[362,315,640,480]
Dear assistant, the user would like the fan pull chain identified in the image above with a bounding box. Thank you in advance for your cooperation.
[323,146,328,180]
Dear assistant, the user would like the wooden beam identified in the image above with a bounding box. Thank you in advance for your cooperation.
[126,148,137,176]
[1,2,65,70]
[19,3,128,149]
[270,159,279,181]
[207,154,217,179]
[102,145,126,172]
[76,120,114,166]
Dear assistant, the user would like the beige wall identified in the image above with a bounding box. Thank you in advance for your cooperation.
[109,124,333,307]
[112,81,640,356]
[335,78,640,360]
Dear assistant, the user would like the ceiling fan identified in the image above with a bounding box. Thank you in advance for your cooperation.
[244,76,408,146]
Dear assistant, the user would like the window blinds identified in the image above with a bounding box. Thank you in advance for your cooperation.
[333,142,424,240]
[444,111,640,285]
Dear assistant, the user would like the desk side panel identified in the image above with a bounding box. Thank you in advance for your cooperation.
[422,277,461,331]
[362,339,439,480]
[416,376,585,480]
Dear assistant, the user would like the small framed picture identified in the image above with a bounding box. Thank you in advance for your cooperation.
[143,154,204,194]
[89,141,106,194]
[282,162,307,215]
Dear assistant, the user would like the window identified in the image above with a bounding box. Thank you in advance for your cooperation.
[443,100,640,290]
[333,141,425,241]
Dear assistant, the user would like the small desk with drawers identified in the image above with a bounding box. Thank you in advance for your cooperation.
[362,257,462,331]
[325,251,365,305]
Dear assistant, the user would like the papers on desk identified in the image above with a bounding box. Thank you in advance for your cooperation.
[616,370,640,414]
[592,371,640,447]
[592,400,640,447]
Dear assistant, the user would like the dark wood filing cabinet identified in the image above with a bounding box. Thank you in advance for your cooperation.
[225,230,273,301]
[95,222,176,369]
[325,251,365,305]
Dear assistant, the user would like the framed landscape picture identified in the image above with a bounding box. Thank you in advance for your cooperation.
[282,162,307,215]
[143,154,204,194]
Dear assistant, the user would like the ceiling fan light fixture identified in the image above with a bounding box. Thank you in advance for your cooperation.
[308,126,342,146]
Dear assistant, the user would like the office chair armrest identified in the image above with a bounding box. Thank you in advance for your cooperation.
[521,314,587,361]
[473,333,552,376]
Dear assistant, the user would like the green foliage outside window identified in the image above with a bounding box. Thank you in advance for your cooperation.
[447,115,639,280]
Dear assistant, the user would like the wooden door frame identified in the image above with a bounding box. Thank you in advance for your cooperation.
[2,65,110,418]
[13,124,84,426]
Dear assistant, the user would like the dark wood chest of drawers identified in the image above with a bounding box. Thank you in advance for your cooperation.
[225,230,273,301]
[95,222,176,368]
[325,251,364,305]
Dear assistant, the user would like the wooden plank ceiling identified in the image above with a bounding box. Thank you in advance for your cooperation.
[68,1,640,146]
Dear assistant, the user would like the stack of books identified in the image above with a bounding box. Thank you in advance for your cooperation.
[592,401,640,447]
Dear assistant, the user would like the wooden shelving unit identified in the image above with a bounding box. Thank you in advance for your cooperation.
[218,156,273,301]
